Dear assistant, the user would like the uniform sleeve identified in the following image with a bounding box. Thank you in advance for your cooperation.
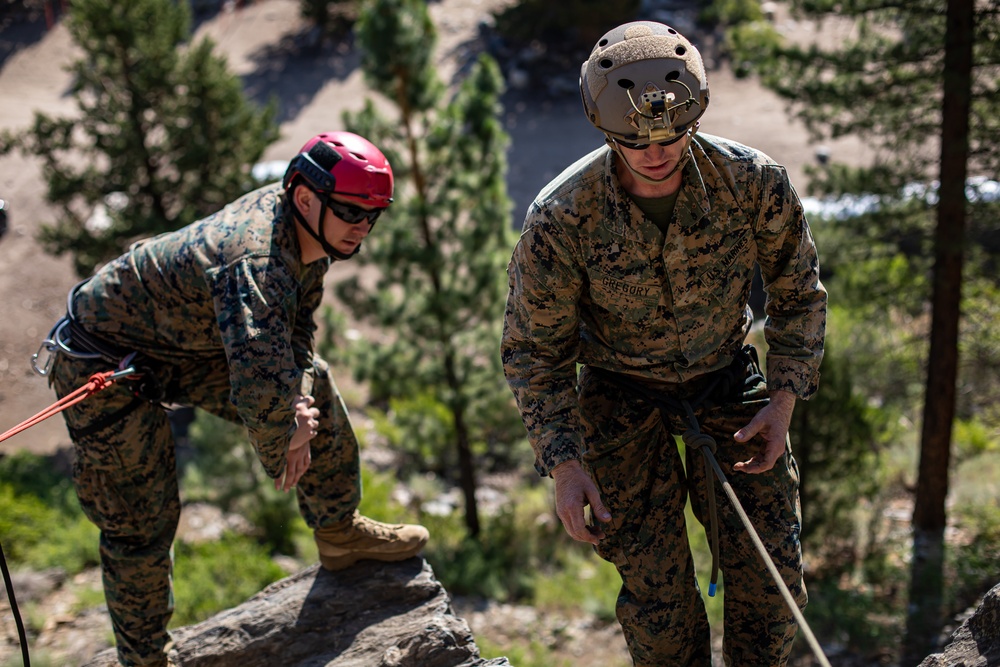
[754,165,828,399]
[500,208,586,477]
[289,266,327,397]
[209,257,306,478]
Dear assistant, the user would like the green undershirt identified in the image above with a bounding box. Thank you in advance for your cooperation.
[628,190,679,235]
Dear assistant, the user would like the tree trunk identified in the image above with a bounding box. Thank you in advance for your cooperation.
[445,350,481,537]
[453,404,481,538]
[903,0,974,661]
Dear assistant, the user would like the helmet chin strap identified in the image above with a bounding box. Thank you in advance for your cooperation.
[289,194,359,261]
[607,124,699,186]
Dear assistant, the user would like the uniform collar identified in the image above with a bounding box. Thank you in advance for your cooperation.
[602,144,712,236]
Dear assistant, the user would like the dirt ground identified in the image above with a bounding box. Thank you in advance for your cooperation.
[0,1,870,665]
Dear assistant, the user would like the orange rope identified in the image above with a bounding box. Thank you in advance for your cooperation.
[0,370,122,445]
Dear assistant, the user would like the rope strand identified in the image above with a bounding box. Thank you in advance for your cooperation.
[0,368,131,445]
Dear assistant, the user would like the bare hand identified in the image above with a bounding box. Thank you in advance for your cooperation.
[732,390,795,474]
[276,395,319,492]
[552,460,612,545]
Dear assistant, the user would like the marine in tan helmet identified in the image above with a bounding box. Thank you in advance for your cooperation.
[503,19,827,666]
[581,21,710,185]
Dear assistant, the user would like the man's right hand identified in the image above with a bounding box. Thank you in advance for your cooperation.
[551,460,612,545]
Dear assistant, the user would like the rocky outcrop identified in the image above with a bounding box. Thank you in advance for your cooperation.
[918,582,1000,667]
[83,558,511,667]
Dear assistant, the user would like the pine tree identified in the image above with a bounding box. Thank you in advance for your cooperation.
[335,0,521,537]
[0,0,278,276]
[726,0,998,660]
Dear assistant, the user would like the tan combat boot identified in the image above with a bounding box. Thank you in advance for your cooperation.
[314,511,429,571]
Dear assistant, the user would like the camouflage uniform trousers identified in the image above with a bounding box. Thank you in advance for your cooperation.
[51,353,361,667]
[578,364,807,666]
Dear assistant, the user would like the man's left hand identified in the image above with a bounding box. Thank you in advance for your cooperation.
[732,389,796,474]
[276,395,319,491]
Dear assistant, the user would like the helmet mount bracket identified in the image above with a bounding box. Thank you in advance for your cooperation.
[624,80,700,144]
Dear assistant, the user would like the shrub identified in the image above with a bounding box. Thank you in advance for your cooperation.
[170,533,286,627]
[947,503,1000,614]
[182,410,304,556]
[0,452,99,572]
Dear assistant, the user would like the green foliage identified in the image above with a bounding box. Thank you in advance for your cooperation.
[170,532,286,627]
[2,649,61,667]
[0,483,100,572]
[947,503,1000,613]
[953,418,998,462]
[726,0,999,180]
[336,0,523,535]
[421,484,557,601]
[958,277,1000,426]
[0,449,78,513]
[793,578,906,658]
[0,0,278,276]
[182,410,305,556]
[371,393,457,476]
[316,305,355,370]
[0,452,99,572]
[476,636,585,667]
[354,0,443,112]
[700,0,765,29]
[791,340,887,555]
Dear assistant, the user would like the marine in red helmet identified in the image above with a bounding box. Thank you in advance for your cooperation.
[42,131,428,667]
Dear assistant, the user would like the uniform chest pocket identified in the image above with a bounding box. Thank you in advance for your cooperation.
[694,231,756,299]
[587,269,660,323]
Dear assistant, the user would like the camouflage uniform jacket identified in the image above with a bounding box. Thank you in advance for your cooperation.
[72,182,328,474]
[501,133,827,477]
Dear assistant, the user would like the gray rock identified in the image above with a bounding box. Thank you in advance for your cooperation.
[83,558,511,667]
[918,583,1000,667]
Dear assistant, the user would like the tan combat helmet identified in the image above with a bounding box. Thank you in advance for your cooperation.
[580,21,709,147]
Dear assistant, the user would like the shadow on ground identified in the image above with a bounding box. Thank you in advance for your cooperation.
[242,27,361,125]
[0,15,48,70]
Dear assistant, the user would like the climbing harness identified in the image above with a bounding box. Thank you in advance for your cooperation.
[32,282,170,403]
[596,345,833,667]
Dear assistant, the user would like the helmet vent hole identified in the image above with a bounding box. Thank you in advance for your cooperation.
[350,152,369,162]
[665,71,680,82]
[667,28,677,35]
[675,46,687,56]
[617,79,635,89]
[598,39,609,47]
[599,58,614,69]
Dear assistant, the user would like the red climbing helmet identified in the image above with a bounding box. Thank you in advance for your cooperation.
[282,131,394,208]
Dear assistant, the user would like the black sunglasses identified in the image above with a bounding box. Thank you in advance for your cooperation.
[321,195,384,225]
[614,133,687,151]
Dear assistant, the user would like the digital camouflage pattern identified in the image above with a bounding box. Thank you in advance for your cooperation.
[71,183,327,478]
[579,364,805,665]
[51,182,362,666]
[501,132,825,665]
[501,133,827,478]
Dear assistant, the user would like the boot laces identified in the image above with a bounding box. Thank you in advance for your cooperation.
[354,514,397,539]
